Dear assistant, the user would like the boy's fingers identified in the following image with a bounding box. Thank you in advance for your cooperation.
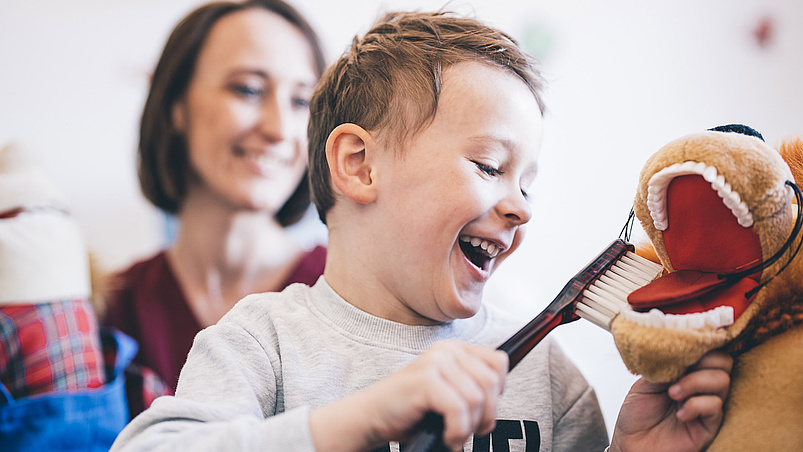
[449,342,508,371]
[449,345,507,435]
[460,345,507,433]
[434,385,473,449]
[415,360,474,447]
[453,346,507,393]
[453,357,502,434]
[487,349,510,378]
[418,342,507,448]
[440,361,485,430]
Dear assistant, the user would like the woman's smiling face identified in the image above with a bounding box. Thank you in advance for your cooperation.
[172,8,318,213]
[371,61,543,324]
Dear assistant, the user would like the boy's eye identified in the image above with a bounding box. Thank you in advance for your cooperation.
[474,161,503,177]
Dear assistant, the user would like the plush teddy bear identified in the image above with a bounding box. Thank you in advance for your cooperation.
[610,125,803,451]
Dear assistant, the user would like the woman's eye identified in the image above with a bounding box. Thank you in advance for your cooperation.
[474,161,503,177]
[230,83,263,100]
[291,96,311,109]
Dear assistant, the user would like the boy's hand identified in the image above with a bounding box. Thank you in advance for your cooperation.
[310,340,508,452]
[609,350,733,452]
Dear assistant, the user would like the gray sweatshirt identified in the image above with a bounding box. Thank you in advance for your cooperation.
[111,277,608,452]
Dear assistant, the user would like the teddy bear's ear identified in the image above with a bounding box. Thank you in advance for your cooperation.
[779,137,803,186]
[708,123,765,141]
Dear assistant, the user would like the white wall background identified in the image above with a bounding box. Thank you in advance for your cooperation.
[2,0,801,438]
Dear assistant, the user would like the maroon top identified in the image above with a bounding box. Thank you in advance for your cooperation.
[103,246,326,396]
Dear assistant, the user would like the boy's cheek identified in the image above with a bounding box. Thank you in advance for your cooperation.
[494,225,527,269]
[510,224,527,254]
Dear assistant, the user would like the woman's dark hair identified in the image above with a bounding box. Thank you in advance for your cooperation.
[139,0,326,226]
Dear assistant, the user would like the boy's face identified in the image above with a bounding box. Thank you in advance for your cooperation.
[371,61,542,324]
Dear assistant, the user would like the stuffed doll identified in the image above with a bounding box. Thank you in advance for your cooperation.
[0,142,139,451]
[610,125,803,451]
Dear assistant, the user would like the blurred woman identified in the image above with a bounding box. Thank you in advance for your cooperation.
[104,0,327,406]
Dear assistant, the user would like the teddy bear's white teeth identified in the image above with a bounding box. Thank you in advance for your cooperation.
[646,161,754,230]
[713,174,726,190]
[459,236,500,259]
[702,166,718,183]
[619,305,735,330]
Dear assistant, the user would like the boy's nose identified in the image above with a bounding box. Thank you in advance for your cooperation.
[498,190,532,225]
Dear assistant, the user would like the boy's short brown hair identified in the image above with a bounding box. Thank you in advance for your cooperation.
[308,10,546,224]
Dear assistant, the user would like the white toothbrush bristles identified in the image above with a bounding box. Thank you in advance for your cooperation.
[576,250,664,331]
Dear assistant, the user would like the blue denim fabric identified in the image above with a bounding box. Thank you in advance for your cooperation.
[0,329,137,452]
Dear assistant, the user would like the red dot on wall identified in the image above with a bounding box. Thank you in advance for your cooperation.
[753,15,775,49]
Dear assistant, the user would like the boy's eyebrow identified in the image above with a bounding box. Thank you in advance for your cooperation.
[468,135,522,151]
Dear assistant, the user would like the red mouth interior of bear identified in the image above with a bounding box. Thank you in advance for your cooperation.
[628,174,762,318]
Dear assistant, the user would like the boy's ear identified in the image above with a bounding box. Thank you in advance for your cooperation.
[326,123,377,204]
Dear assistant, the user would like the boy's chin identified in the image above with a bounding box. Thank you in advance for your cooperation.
[441,294,484,320]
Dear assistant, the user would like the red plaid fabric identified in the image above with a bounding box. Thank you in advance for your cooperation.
[123,363,173,416]
[0,298,105,399]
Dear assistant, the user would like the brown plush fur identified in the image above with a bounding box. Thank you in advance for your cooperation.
[612,319,730,383]
[612,131,803,450]
[617,131,796,382]
[709,136,803,451]
[707,325,803,451]
[725,257,803,355]
[779,137,803,181]
[725,136,803,356]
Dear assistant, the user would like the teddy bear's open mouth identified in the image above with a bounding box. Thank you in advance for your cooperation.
[625,161,764,330]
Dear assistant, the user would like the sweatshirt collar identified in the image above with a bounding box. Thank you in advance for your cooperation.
[307,276,492,352]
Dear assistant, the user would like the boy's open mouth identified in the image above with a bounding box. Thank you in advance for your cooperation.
[459,236,500,271]
[625,161,764,330]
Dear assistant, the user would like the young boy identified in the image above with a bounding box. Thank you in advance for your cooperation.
[111,11,731,452]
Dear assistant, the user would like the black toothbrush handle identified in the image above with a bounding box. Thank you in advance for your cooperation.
[403,412,447,451]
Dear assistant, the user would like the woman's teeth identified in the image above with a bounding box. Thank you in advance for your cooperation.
[459,236,500,258]
[236,148,290,169]
[251,153,284,168]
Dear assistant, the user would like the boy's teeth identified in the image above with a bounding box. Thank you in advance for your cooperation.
[459,236,500,258]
